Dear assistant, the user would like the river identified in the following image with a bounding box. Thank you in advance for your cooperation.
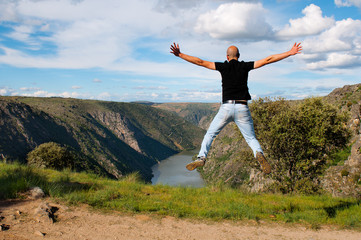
[151,149,205,188]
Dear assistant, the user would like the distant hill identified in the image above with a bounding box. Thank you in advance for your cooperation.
[152,102,220,130]
[131,101,158,106]
[0,97,205,181]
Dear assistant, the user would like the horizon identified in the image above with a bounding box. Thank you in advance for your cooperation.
[1,80,346,104]
[1,0,361,103]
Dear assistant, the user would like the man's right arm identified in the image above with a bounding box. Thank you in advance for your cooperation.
[170,43,216,70]
[254,42,302,69]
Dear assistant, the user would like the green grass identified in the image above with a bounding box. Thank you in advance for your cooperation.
[328,145,352,166]
[1,162,361,230]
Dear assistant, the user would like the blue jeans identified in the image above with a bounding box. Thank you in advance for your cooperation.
[198,103,263,158]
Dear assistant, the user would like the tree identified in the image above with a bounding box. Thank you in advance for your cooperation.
[251,97,351,193]
[27,142,76,170]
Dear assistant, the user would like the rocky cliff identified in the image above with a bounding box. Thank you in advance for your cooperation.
[321,84,361,197]
[0,97,205,181]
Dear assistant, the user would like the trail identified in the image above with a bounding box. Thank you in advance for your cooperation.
[0,199,360,240]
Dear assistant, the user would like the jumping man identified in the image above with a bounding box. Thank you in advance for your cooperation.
[170,42,302,174]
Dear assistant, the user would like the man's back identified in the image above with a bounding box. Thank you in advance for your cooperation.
[215,60,254,102]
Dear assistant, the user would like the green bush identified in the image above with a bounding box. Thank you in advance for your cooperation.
[27,142,77,170]
[251,97,351,193]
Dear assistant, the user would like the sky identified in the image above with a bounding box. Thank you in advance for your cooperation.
[0,0,361,103]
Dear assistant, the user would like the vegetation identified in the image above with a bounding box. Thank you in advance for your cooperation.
[1,162,360,230]
[1,85,360,230]
[202,97,352,194]
[0,96,204,181]
[25,142,109,177]
[251,97,351,193]
[27,142,76,170]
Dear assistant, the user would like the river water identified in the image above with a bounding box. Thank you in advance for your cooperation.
[151,149,205,188]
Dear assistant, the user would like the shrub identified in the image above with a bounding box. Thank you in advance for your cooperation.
[27,142,77,170]
[251,97,351,193]
[341,169,349,177]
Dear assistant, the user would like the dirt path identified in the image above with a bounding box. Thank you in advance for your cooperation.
[0,199,360,240]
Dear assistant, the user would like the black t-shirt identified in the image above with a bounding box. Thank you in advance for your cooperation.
[215,60,254,102]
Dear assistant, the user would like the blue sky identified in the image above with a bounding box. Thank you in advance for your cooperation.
[1,0,361,102]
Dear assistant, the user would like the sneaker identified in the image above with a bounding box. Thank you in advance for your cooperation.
[256,152,271,174]
[186,157,206,171]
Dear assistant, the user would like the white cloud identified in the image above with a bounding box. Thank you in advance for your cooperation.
[93,78,102,83]
[31,90,55,97]
[306,53,360,70]
[194,2,273,40]
[335,0,361,8]
[6,25,33,42]
[155,0,203,15]
[1,0,361,103]
[20,90,90,99]
[20,87,41,91]
[133,86,168,90]
[0,1,17,22]
[0,0,176,69]
[302,18,361,69]
[172,91,221,102]
[98,92,112,100]
[303,18,361,53]
[0,87,13,95]
[276,4,334,39]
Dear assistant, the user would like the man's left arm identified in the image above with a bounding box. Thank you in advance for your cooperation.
[254,42,302,69]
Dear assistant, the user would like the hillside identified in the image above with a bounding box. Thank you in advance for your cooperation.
[0,97,205,181]
[153,102,219,129]
[197,84,361,196]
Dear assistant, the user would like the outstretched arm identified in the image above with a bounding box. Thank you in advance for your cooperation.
[170,43,216,70]
[254,43,302,69]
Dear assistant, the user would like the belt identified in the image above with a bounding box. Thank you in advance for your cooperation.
[223,100,248,105]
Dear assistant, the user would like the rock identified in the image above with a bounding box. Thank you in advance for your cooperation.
[321,165,361,198]
[346,135,361,167]
[34,203,55,224]
[29,187,45,199]
[248,168,274,193]
[0,224,10,231]
[34,230,45,237]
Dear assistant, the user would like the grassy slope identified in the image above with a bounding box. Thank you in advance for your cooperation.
[1,162,360,230]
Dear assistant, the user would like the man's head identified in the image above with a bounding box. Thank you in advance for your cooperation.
[227,46,240,61]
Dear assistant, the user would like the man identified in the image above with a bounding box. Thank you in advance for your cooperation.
[170,42,302,174]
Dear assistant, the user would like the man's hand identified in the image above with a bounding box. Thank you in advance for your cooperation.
[170,43,181,57]
[289,42,302,56]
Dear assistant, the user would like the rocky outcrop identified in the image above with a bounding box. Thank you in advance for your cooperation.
[321,84,361,197]
[91,111,143,153]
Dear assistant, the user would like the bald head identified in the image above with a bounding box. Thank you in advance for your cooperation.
[227,46,240,60]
